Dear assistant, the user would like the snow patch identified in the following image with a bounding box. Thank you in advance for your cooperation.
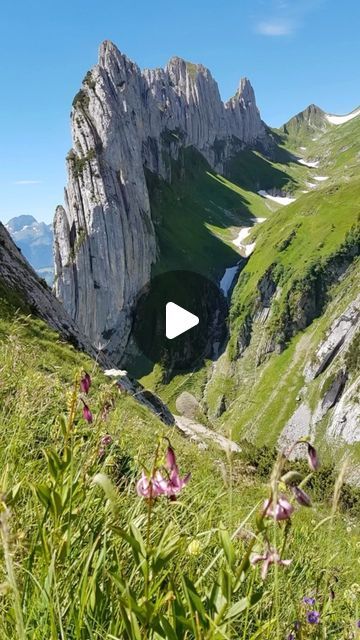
[314,176,329,182]
[233,227,251,247]
[258,190,296,206]
[298,159,320,168]
[243,243,256,257]
[325,107,360,125]
[300,146,307,151]
[306,182,318,189]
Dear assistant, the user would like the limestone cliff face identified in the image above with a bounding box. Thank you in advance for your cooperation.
[0,222,104,363]
[54,40,268,361]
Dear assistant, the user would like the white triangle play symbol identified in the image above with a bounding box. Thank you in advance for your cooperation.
[165,302,199,340]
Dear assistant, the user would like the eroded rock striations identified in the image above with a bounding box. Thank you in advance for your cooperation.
[54,40,269,361]
[0,221,103,362]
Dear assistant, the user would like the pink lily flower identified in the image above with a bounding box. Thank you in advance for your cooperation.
[136,471,168,499]
[264,495,294,521]
[251,548,292,580]
[80,372,91,394]
[164,444,191,499]
[82,401,93,424]
[165,466,191,499]
[166,444,177,470]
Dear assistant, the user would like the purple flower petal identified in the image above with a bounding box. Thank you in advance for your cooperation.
[307,443,320,472]
[306,610,320,624]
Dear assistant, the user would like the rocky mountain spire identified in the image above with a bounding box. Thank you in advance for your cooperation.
[54,40,269,362]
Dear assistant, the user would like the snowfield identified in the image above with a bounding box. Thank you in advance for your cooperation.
[243,243,256,257]
[325,107,360,125]
[298,158,320,168]
[258,190,296,205]
[233,227,251,247]
[314,176,329,182]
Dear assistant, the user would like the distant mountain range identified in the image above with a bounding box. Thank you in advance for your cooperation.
[5,215,54,285]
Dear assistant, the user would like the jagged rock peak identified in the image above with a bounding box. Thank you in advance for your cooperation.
[54,39,270,363]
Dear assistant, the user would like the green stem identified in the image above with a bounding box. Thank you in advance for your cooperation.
[0,508,26,639]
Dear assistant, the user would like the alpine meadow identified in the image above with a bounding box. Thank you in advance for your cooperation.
[1,20,360,640]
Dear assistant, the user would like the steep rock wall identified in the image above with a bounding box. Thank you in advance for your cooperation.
[54,40,269,361]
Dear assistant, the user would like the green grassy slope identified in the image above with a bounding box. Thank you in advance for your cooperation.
[1,276,360,638]
[205,112,360,456]
[144,111,360,473]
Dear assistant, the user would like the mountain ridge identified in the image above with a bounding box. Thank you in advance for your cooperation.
[5,214,54,284]
[54,40,271,361]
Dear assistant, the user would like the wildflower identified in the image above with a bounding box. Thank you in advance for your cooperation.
[292,485,312,507]
[165,466,191,499]
[136,471,168,499]
[264,495,294,521]
[163,444,190,499]
[101,434,113,446]
[251,548,292,580]
[303,596,316,606]
[82,401,93,423]
[357,620,360,628]
[307,443,320,471]
[80,372,91,394]
[306,610,320,624]
[98,447,106,459]
[165,444,177,470]
[287,634,295,640]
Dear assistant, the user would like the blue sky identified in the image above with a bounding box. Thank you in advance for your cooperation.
[1,0,359,224]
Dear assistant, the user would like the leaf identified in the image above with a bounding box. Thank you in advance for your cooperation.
[4,482,22,506]
[219,526,235,569]
[34,483,52,509]
[225,597,249,621]
[181,576,207,628]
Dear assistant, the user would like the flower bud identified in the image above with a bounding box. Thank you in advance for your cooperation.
[307,443,320,471]
[292,485,312,507]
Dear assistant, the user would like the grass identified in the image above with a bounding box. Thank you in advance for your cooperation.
[0,283,360,638]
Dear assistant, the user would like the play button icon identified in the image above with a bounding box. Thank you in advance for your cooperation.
[130,269,228,374]
[166,302,199,339]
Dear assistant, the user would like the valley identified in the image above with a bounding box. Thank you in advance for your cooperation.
[0,37,359,639]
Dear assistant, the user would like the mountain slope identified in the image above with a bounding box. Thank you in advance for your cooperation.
[6,215,54,284]
[146,106,360,468]
[0,221,101,360]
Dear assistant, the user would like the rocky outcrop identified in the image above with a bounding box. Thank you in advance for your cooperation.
[54,40,269,362]
[279,294,360,453]
[0,222,104,362]
[174,415,241,453]
[305,294,360,381]
[326,378,360,444]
